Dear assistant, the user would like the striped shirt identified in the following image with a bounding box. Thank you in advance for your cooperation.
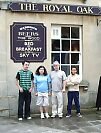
[16,69,34,91]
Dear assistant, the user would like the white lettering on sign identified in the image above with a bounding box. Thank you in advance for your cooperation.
[19,53,40,58]
[16,47,42,52]
[32,53,39,57]
[20,3,38,11]
[18,32,39,37]
[20,53,29,57]
[43,4,72,13]
[24,42,34,46]
[77,6,93,14]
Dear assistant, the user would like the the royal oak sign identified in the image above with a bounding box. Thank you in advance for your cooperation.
[9,2,101,16]
[10,22,46,62]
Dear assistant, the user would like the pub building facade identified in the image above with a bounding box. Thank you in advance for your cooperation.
[0,0,101,116]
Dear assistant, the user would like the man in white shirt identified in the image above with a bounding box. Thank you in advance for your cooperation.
[50,61,66,118]
[66,66,82,118]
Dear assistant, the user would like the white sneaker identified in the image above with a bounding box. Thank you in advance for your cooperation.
[51,114,56,118]
[58,115,63,118]
[41,113,45,119]
[18,118,23,121]
[66,115,71,118]
[27,117,32,120]
[77,113,82,118]
[45,113,50,118]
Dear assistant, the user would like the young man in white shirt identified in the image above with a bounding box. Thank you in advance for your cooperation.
[66,66,82,118]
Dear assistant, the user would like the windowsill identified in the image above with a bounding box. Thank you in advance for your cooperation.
[79,80,89,91]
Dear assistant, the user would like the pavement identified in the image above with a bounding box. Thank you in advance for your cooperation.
[1,109,101,133]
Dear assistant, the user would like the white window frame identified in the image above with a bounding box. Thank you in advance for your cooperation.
[51,25,82,79]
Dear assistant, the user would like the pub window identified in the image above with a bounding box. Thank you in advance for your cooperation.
[51,25,82,77]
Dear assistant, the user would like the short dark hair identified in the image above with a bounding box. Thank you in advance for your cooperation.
[35,66,48,76]
[22,60,30,65]
[71,66,77,70]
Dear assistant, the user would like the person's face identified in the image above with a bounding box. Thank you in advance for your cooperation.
[39,67,44,75]
[53,64,59,71]
[71,68,77,75]
[23,62,30,70]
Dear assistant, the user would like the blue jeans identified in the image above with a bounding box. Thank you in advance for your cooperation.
[67,91,80,115]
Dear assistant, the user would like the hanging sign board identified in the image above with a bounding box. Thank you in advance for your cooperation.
[10,22,46,62]
[9,2,101,16]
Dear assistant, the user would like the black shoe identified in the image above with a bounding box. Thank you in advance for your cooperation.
[97,108,99,111]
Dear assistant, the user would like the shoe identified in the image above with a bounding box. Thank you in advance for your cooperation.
[58,115,63,119]
[66,114,71,118]
[18,118,23,121]
[27,117,32,120]
[97,108,99,111]
[77,113,82,118]
[41,113,45,119]
[45,113,50,118]
[51,114,56,118]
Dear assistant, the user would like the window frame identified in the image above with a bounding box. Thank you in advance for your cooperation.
[51,25,82,79]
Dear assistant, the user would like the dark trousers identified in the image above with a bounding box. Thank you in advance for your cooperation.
[18,90,31,118]
[67,91,80,115]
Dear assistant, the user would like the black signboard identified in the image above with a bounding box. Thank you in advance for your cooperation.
[9,2,101,16]
[10,22,46,62]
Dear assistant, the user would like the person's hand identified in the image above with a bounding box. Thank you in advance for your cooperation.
[35,92,38,96]
[29,88,33,92]
[74,83,79,85]
[48,92,51,96]
[62,88,65,93]
[19,87,23,92]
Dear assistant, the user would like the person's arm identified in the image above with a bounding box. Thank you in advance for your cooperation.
[47,75,52,95]
[33,75,38,96]
[29,73,34,92]
[48,82,51,96]
[16,72,23,92]
[62,80,66,92]
[67,81,74,86]
[34,83,38,96]
[71,75,81,85]
[62,71,66,92]
[66,76,74,86]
